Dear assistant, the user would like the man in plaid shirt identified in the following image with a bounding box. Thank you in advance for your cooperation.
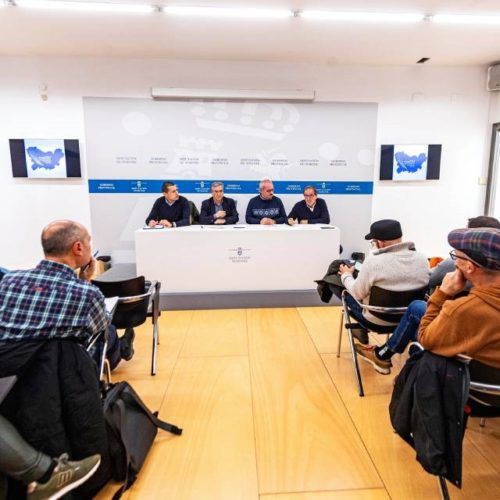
[0,220,133,367]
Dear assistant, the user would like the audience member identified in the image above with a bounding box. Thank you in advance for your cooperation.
[199,181,239,225]
[356,227,500,373]
[288,185,330,225]
[338,219,429,356]
[146,181,190,228]
[0,414,100,500]
[245,178,286,225]
[0,220,133,367]
[429,215,500,290]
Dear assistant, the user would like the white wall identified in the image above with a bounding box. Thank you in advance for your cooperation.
[0,57,492,268]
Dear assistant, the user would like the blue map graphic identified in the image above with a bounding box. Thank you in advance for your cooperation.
[26,147,65,170]
[394,151,427,174]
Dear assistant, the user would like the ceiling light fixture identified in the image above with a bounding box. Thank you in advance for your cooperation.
[300,11,424,23]
[14,1,156,14]
[431,14,500,25]
[162,6,293,19]
[151,88,315,101]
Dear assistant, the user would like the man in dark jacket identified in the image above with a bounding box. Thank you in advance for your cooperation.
[288,185,330,225]
[145,181,191,228]
[199,181,239,225]
[245,178,286,225]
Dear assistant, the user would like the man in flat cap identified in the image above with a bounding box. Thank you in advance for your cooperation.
[338,219,430,362]
[356,226,500,373]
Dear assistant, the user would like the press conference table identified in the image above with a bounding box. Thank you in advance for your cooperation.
[135,224,340,294]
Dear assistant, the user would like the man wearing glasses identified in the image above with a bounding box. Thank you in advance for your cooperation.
[287,185,330,225]
[429,215,500,291]
[337,219,430,371]
[356,227,500,373]
[245,178,286,225]
[199,181,239,225]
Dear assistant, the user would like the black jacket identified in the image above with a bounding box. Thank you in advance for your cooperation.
[0,341,110,499]
[287,198,330,224]
[199,196,239,225]
[389,350,470,488]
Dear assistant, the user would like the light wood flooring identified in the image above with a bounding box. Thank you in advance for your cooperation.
[95,307,500,500]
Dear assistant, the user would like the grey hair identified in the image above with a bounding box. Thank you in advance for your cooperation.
[41,220,87,257]
[211,181,224,190]
[259,177,273,189]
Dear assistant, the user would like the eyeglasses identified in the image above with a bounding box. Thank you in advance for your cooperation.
[449,250,480,267]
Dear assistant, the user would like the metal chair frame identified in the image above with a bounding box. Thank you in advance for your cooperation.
[337,288,423,397]
[91,278,161,376]
[113,280,161,376]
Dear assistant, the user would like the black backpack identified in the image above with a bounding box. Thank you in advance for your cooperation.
[103,381,183,499]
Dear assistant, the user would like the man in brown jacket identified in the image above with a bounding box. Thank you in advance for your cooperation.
[356,227,500,374]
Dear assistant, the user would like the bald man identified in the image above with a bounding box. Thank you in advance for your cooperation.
[0,220,133,367]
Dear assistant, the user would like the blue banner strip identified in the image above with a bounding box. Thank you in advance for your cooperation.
[88,179,373,195]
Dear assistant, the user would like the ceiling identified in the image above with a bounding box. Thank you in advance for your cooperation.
[1,0,500,66]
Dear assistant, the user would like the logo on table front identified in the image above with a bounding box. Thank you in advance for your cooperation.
[228,247,252,263]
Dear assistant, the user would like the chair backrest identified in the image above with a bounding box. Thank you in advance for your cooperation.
[92,276,149,329]
[368,285,428,323]
[189,200,200,224]
[468,359,500,409]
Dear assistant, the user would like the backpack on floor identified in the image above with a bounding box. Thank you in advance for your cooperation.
[103,381,183,499]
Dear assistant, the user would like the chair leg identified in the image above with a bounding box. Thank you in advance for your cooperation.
[437,476,450,500]
[347,326,365,397]
[479,417,486,427]
[103,359,112,385]
[151,318,158,376]
[98,338,108,382]
[336,308,343,358]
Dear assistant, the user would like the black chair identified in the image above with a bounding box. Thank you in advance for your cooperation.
[436,356,500,500]
[337,285,428,397]
[189,200,200,225]
[92,276,161,376]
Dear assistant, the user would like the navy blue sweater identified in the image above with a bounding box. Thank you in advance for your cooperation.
[145,196,191,226]
[287,198,330,224]
[245,196,287,224]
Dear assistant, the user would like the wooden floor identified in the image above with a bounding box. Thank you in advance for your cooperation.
[96,307,500,500]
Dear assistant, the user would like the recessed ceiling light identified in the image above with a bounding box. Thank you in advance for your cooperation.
[300,11,424,23]
[15,1,156,14]
[432,14,500,24]
[162,6,294,19]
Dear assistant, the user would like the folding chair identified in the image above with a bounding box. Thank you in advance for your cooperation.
[92,276,161,376]
[337,285,428,397]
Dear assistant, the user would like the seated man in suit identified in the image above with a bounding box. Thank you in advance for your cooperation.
[145,181,191,228]
[288,185,330,225]
[199,181,239,225]
[245,178,286,225]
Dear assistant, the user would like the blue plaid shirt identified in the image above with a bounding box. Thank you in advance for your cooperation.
[0,260,109,343]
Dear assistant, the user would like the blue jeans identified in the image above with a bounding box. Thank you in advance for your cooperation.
[386,300,427,353]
